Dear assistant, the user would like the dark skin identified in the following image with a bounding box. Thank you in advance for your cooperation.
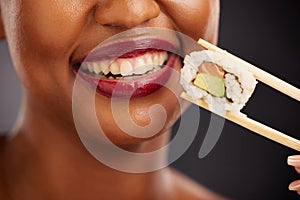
[1,0,299,199]
[0,0,270,199]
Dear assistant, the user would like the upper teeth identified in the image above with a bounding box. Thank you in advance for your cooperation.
[81,51,168,76]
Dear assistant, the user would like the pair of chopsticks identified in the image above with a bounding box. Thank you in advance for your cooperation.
[181,39,300,151]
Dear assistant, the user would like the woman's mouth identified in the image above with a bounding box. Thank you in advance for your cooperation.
[81,50,168,79]
[71,39,179,98]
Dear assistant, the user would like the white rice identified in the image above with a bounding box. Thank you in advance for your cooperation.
[180,50,257,115]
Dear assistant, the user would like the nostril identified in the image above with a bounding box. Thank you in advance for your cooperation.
[103,23,124,28]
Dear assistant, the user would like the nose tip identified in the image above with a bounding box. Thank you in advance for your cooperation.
[94,0,160,28]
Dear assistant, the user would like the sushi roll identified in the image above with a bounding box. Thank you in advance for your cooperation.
[180,50,257,115]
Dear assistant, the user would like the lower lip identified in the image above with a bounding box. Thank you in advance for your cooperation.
[75,54,177,98]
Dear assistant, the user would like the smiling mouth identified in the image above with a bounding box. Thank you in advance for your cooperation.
[79,49,169,80]
[71,39,179,98]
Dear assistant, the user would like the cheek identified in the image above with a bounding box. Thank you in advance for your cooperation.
[0,0,94,126]
[162,0,220,42]
[18,0,90,61]
[3,0,92,105]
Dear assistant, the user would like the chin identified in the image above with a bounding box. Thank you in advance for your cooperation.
[95,82,183,146]
[74,59,183,147]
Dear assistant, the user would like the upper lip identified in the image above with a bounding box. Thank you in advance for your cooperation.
[70,28,181,66]
[69,28,182,98]
[83,37,179,63]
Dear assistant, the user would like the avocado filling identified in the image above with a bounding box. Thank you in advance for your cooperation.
[193,62,225,98]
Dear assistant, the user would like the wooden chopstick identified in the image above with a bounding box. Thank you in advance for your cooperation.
[181,39,300,151]
[198,39,300,102]
[181,92,300,151]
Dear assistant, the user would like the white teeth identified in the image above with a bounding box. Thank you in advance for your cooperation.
[100,60,110,74]
[99,62,106,71]
[81,51,168,77]
[133,57,148,75]
[153,54,159,66]
[103,65,110,75]
[145,53,152,65]
[145,54,154,70]
[93,62,102,74]
[87,64,94,73]
[120,60,133,76]
[159,52,168,65]
[110,62,120,75]
[81,63,88,70]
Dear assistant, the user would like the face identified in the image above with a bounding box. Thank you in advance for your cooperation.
[0,0,220,145]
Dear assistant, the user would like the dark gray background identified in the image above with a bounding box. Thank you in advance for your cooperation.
[0,1,299,199]
[172,1,300,200]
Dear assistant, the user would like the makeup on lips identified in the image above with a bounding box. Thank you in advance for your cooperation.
[72,37,180,98]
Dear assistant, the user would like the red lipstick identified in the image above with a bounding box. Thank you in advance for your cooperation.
[73,38,180,98]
